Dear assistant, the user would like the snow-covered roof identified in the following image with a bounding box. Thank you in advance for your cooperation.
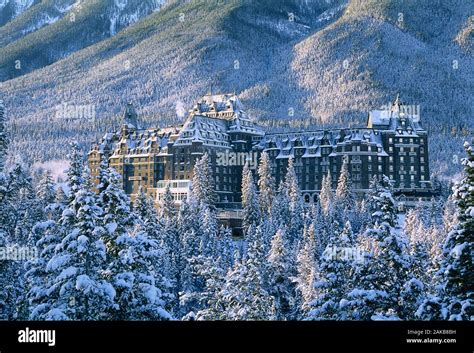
[190,93,244,116]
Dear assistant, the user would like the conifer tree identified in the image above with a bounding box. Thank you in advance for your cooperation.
[112,227,172,320]
[343,177,409,320]
[257,151,275,217]
[0,100,8,173]
[218,225,275,320]
[44,172,116,320]
[436,142,473,320]
[98,167,135,256]
[241,161,260,233]
[192,153,216,207]
[158,183,177,220]
[335,160,354,211]
[267,228,295,320]
[309,221,354,320]
[285,157,304,245]
[36,170,56,211]
[66,142,84,204]
[293,223,317,317]
[319,171,334,216]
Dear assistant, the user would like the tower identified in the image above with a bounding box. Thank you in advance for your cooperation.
[123,102,139,130]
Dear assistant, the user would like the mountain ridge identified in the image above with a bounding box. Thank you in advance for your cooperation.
[0,0,472,179]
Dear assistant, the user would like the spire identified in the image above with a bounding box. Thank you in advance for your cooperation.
[123,102,139,129]
[391,93,401,113]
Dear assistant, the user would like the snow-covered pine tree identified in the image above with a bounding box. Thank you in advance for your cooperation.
[426,225,444,286]
[217,225,235,271]
[443,195,458,234]
[112,227,172,320]
[0,227,16,319]
[44,171,116,320]
[1,160,36,242]
[368,175,397,227]
[66,142,84,204]
[52,186,68,217]
[241,161,260,233]
[271,183,291,232]
[176,195,205,317]
[180,203,223,319]
[188,254,227,320]
[158,183,177,221]
[218,225,275,320]
[308,221,354,320]
[293,223,317,318]
[335,160,355,212]
[134,186,158,230]
[319,171,334,216]
[36,170,56,208]
[0,99,7,173]
[98,167,135,256]
[404,208,420,240]
[343,176,410,320]
[199,203,218,258]
[257,151,275,217]
[284,157,304,246]
[437,142,473,320]
[192,153,216,208]
[267,228,295,320]
[25,220,60,319]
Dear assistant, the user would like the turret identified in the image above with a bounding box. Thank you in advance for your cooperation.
[123,102,139,130]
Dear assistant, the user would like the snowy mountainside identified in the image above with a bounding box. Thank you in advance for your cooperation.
[0,0,472,181]
[0,0,75,47]
[0,0,166,80]
[0,0,37,27]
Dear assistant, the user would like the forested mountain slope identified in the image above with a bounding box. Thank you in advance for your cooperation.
[0,0,472,180]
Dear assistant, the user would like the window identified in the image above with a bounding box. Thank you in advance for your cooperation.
[400,157,405,163]
[421,157,425,163]
[410,175,415,181]
[389,138,393,144]
[378,165,382,172]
